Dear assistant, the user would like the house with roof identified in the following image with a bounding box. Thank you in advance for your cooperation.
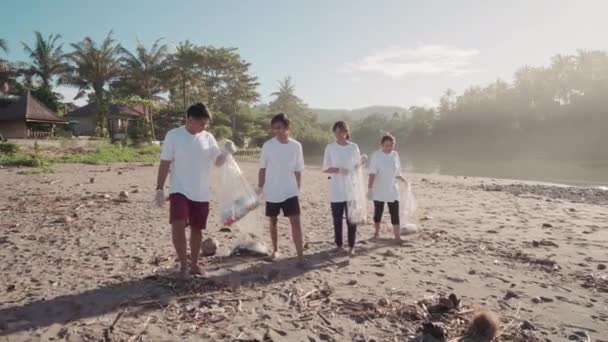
[0,91,69,139]
[65,102,145,139]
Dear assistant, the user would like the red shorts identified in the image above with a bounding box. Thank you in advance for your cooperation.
[169,193,210,229]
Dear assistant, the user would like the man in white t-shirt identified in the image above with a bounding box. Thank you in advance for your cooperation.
[257,113,305,264]
[155,103,232,276]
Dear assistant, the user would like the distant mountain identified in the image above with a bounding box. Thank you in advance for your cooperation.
[312,105,408,123]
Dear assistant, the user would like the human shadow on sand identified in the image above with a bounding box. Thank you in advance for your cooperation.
[0,238,404,336]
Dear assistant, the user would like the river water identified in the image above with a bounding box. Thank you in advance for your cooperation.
[303,154,608,187]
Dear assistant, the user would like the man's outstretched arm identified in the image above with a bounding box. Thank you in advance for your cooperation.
[155,160,171,207]
[157,160,171,190]
[258,168,266,190]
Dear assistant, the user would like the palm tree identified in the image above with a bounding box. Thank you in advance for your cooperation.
[117,38,169,140]
[0,39,8,54]
[0,63,12,93]
[166,40,201,110]
[271,76,296,99]
[269,76,307,115]
[61,31,122,136]
[0,39,14,93]
[21,32,69,89]
[0,39,7,82]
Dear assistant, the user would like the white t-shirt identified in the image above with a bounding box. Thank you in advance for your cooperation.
[260,137,305,203]
[160,126,221,202]
[369,150,401,202]
[322,142,361,203]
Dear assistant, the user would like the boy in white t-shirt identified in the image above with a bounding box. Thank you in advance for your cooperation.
[368,134,407,242]
[155,103,232,277]
[257,113,305,264]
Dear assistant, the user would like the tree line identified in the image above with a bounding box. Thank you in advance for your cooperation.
[2,32,607,162]
[348,50,608,164]
[0,32,329,148]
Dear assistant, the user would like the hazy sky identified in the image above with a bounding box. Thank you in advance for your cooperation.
[2,0,608,109]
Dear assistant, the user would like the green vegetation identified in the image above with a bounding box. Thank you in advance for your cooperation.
[334,51,608,165]
[13,32,69,111]
[0,142,19,155]
[57,144,160,165]
[0,143,160,174]
[0,141,54,173]
[0,153,51,168]
[212,125,233,141]
[0,39,7,54]
[21,32,69,89]
[429,51,608,162]
[3,31,332,153]
[16,166,55,175]
[3,31,608,165]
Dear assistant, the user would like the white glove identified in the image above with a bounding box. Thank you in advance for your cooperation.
[223,140,236,154]
[339,168,350,175]
[360,154,368,166]
[155,189,165,208]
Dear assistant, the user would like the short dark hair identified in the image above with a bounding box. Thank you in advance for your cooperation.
[187,103,211,120]
[381,133,395,144]
[332,121,351,140]
[270,113,290,128]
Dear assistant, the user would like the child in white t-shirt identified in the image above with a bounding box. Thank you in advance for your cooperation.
[367,134,407,241]
[322,121,364,256]
[257,113,305,264]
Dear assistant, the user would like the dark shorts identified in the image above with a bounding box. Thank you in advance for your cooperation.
[169,193,209,229]
[373,200,400,225]
[266,196,300,217]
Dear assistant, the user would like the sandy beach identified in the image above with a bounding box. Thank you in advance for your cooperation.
[0,161,607,341]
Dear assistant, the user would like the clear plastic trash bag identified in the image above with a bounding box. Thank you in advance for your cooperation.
[218,143,260,226]
[229,212,270,257]
[343,154,368,225]
[230,233,270,257]
[400,181,419,235]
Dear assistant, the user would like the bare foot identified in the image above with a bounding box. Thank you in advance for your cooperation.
[296,257,307,269]
[172,264,188,279]
[265,251,280,262]
[190,264,205,277]
[333,246,344,254]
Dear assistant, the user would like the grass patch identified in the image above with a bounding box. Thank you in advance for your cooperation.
[0,142,19,155]
[0,153,52,168]
[1,144,160,174]
[56,144,161,165]
[1,148,55,175]
[16,166,55,175]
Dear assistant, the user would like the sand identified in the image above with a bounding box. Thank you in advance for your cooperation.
[0,161,606,341]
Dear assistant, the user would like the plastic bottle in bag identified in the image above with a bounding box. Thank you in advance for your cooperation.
[218,142,260,226]
[221,192,259,226]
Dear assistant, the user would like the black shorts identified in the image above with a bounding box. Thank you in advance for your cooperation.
[373,200,400,225]
[266,196,300,217]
